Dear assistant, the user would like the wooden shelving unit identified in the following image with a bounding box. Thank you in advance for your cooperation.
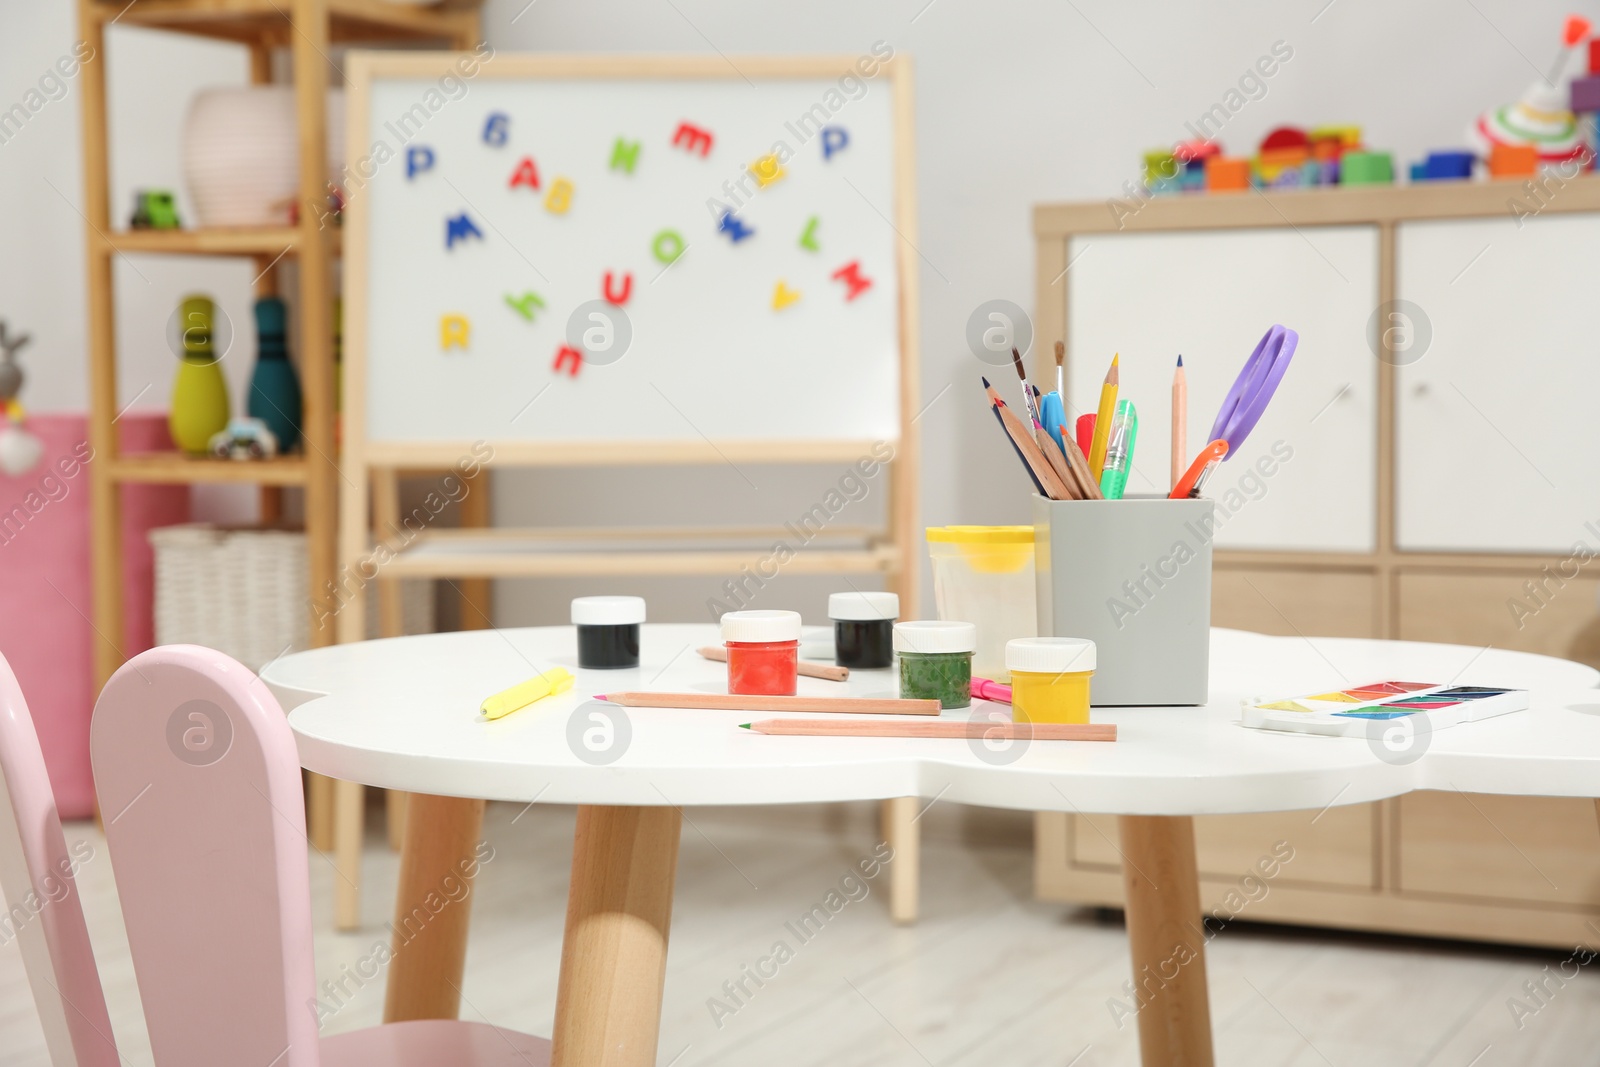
[76,0,481,868]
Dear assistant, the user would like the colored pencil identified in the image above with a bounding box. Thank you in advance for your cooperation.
[739,718,1118,741]
[599,692,941,715]
[1011,347,1040,423]
[983,379,1072,499]
[990,403,1047,495]
[1054,340,1065,396]
[1087,354,1120,479]
[1033,422,1081,499]
[1059,425,1105,500]
[698,646,848,681]
[1171,354,1187,493]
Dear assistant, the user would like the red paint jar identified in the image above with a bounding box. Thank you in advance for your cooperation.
[720,610,802,696]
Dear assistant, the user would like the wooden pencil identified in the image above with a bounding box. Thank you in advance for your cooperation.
[1087,354,1120,479]
[1172,354,1187,493]
[1059,426,1105,500]
[1033,423,1081,499]
[983,379,1072,499]
[740,718,1118,741]
[990,402,1047,495]
[697,646,848,681]
[599,692,941,715]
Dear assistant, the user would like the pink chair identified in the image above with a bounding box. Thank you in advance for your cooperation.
[81,644,550,1066]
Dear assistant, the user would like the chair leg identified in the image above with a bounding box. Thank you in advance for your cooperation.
[387,790,410,852]
[552,805,681,1067]
[308,772,335,851]
[882,796,920,923]
[384,794,487,1022]
[333,778,364,930]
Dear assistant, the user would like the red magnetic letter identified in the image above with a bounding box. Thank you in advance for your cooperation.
[553,344,583,377]
[603,271,633,306]
[509,156,541,190]
[831,260,873,301]
[671,122,714,158]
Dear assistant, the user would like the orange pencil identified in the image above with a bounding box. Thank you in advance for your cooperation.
[739,718,1118,741]
[1171,355,1187,492]
[1087,354,1120,479]
[1059,427,1104,500]
[1169,439,1228,499]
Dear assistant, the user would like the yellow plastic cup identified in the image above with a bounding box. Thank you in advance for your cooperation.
[1006,637,1096,724]
[925,525,1036,681]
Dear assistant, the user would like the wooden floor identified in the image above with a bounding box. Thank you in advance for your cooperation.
[3,800,1597,1066]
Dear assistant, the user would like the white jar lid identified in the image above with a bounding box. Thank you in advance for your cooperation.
[1006,637,1096,674]
[571,596,646,626]
[828,591,899,621]
[721,609,802,642]
[893,620,977,654]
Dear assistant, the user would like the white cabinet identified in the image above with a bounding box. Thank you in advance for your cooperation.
[1396,215,1600,553]
[1066,226,1379,552]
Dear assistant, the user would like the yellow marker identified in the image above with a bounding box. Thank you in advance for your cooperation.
[545,177,574,215]
[440,314,470,351]
[771,281,801,310]
[751,154,786,187]
[480,668,575,720]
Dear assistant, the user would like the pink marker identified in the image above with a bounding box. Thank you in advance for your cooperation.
[970,677,1013,704]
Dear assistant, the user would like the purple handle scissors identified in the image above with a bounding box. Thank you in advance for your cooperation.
[1206,324,1298,458]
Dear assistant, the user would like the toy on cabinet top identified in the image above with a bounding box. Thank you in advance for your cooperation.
[1468,14,1591,164]
[247,297,302,451]
[129,190,181,230]
[0,321,43,476]
[168,295,231,456]
[209,417,279,461]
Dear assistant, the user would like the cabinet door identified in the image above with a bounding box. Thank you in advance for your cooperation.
[1066,227,1378,551]
[1214,567,1378,638]
[1396,215,1600,552]
[1397,570,1600,665]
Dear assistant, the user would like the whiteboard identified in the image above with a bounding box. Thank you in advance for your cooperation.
[351,56,907,450]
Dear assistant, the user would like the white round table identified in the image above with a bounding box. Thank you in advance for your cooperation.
[262,624,1600,1067]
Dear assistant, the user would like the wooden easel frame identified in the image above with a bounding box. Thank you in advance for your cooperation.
[335,52,923,927]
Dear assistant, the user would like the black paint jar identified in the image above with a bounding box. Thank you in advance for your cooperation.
[572,596,645,669]
[828,591,898,670]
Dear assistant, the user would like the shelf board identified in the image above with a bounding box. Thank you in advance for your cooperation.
[107,227,343,258]
[92,0,479,45]
[109,452,309,485]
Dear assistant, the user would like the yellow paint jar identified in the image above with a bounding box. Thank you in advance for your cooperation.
[1006,638,1096,724]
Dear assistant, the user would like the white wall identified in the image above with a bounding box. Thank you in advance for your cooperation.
[1,0,1578,623]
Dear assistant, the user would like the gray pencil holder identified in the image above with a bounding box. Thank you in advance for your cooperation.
[1033,495,1214,706]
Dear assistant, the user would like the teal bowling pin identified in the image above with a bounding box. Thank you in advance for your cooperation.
[248,296,302,450]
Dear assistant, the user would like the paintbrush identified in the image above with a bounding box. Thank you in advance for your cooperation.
[1011,347,1041,424]
[1054,340,1065,396]
[983,378,1072,499]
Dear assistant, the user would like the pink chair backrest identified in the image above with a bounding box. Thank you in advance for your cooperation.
[91,645,320,1067]
[0,652,118,1066]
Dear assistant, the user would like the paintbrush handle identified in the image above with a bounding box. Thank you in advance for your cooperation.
[697,646,848,681]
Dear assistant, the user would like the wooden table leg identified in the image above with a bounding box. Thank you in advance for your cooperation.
[552,805,682,1067]
[333,779,364,930]
[1117,814,1215,1067]
[382,793,487,1022]
[882,796,920,924]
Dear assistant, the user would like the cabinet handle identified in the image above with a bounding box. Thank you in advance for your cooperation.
[1411,382,1430,398]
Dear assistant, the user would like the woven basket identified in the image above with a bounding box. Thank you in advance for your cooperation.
[150,524,433,671]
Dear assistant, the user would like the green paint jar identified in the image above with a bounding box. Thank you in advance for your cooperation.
[894,621,976,709]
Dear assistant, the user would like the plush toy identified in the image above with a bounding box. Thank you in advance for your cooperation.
[0,322,44,476]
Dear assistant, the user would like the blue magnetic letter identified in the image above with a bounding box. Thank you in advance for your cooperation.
[821,126,849,161]
[718,210,755,243]
[446,212,485,249]
[406,145,435,180]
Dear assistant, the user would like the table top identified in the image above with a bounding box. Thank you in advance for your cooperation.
[262,624,1600,816]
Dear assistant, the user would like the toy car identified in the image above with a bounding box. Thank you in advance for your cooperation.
[130,190,181,230]
[209,418,279,461]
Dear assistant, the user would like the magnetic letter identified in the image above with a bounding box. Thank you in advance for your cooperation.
[821,126,849,161]
[610,137,641,173]
[603,271,633,306]
[671,121,714,158]
[483,112,509,146]
[445,212,484,249]
[652,229,686,264]
[505,291,545,321]
[545,178,574,215]
[509,156,541,190]
[718,211,755,243]
[799,216,820,252]
[440,314,470,351]
[750,154,785,187]
[406,145,435,180]
[831,260,872,300]
[552,344,583,377]
[772,281,801,310]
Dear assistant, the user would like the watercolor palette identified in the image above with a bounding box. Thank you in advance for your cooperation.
[1241,681,1530,737]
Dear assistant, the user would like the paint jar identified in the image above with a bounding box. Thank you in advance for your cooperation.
[571,596,645,669]
[1007,638,1096,724]
[894,621,976,709]
[721,610,802,696]
[925,526,1035,682]
[828,591,898,670]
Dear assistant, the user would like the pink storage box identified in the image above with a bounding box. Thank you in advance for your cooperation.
[0,413,188,817]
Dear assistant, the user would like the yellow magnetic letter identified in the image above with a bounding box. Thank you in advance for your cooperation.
[545,177,574,215]
[751,155,786,187]
[772,281,801,310]
[440,314,470,351]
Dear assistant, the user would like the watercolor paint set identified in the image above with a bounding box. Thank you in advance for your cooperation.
[1240,681,1530,737]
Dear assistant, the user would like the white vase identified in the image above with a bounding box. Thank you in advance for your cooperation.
[182,86,347,227]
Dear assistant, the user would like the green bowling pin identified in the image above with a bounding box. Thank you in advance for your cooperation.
[169,295,230,455]
[247,297,301,450]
